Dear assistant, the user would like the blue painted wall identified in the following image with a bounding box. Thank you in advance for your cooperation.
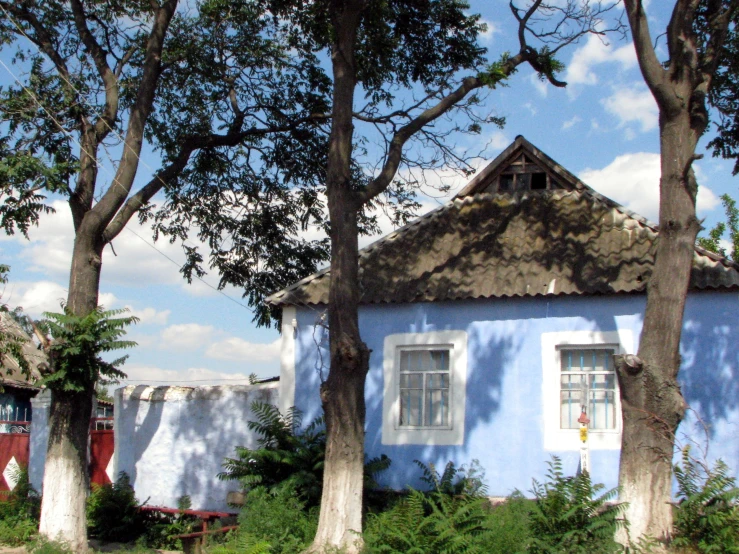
[290,290,739,497]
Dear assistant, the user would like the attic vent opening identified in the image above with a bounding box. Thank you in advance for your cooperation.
[531,173,547,190]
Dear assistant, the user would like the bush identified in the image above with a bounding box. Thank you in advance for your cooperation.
[479,493,532,554]
[86,472,150,543]
[0,463,41,546]
[141,495,200,550]
[220,402,390,510]
[526,456,624,554]
[672,446,739,553]
[209,485,318,554]
[363,459,494,554]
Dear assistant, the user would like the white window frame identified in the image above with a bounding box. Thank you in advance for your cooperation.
[382,330,467,445]
[541,330,633,451]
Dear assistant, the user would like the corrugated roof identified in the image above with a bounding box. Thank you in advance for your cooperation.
[266,138,739,308]
[0,311,45,391]
[266,190,739,307]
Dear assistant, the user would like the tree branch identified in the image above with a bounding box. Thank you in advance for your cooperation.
[90,0,178,234]
[69,0,119,142]
[102,113,331,243]
[624,0,669,107]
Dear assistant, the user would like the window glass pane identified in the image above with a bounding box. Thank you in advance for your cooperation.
[559,348,617,430]
[400,388,423,426]
[429,350,449,370]
[560,389,581,429]
[400,373,423,389]
[589,390,616,430]
[399,347,451,428]
[426,389,449,426]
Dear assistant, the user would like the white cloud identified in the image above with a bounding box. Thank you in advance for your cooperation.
[3,280,67,316]
[206,337,281,363]
[479,18,499,42]
[565,35,636,87]
[528,73,549,97]
[580,152,719,222]
[160,323,214,351]
[523,102,537,116]
[118,365,261,387]
[4,200,225,295]
[125,305,170,325]
[562,116,582,130]
[489,130,510,150]
[1,280,117,317]
[602,85,658,133]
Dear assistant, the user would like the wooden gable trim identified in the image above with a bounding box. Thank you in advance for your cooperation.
[455,135,589,198]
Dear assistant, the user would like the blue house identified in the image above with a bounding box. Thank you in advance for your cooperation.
[267,136,739,495]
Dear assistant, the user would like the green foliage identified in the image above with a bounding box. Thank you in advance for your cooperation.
[38,307,137,392]
[220,402,326,508]
[220,402,390,510]
[672,447,739,553]
[141,495,200,551]
[364,486,492,554]
[526,457,624,554]
[25,537,75,554]
[0,464,40,546]
[211,486,317,554]
[415,459,488,497]
[86,472,149,543]
[697,193,739,261]
[364,458,493,554]
[478,493,532,554]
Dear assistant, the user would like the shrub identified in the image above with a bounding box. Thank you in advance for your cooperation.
[363,459,493,554]
[86,472,150,543]
[141,495,200,550]
[672,446,739,553]
[220,402,390,510]
[526,456,624,554]
[0,464,41,546]
[210,485,318,554]
[479,493,532,554]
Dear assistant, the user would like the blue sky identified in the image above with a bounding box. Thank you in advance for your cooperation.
[1,0,736,388]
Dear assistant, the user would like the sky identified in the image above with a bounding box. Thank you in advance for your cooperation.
[0,1,737,390]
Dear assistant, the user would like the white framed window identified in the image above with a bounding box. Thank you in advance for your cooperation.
[382,330,467,445]
[559,347,617,431]
[541,330,633,451]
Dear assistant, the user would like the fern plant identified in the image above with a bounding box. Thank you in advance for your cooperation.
[526,456,624,554]
[672,446,739,553]
[415,459,488,497]
[364,459,493,553]
[220,402,391,509]
[364,487,492,554]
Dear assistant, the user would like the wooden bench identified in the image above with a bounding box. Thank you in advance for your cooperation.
[139,506,238,553]
[174,525,239,554]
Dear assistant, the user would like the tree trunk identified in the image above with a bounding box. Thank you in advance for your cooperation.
[38,388,95,552]
[616,111,698,545]
[307,3,367,551]
[38,230,103,552]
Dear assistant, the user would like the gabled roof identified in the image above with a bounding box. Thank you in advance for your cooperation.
[0,311,45,391]
[266,138,739,307]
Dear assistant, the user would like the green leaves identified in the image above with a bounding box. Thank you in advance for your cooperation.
[673,446,739,553]
[697,193,739,261]
[527,457,624,554]
[38,307,138,392]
